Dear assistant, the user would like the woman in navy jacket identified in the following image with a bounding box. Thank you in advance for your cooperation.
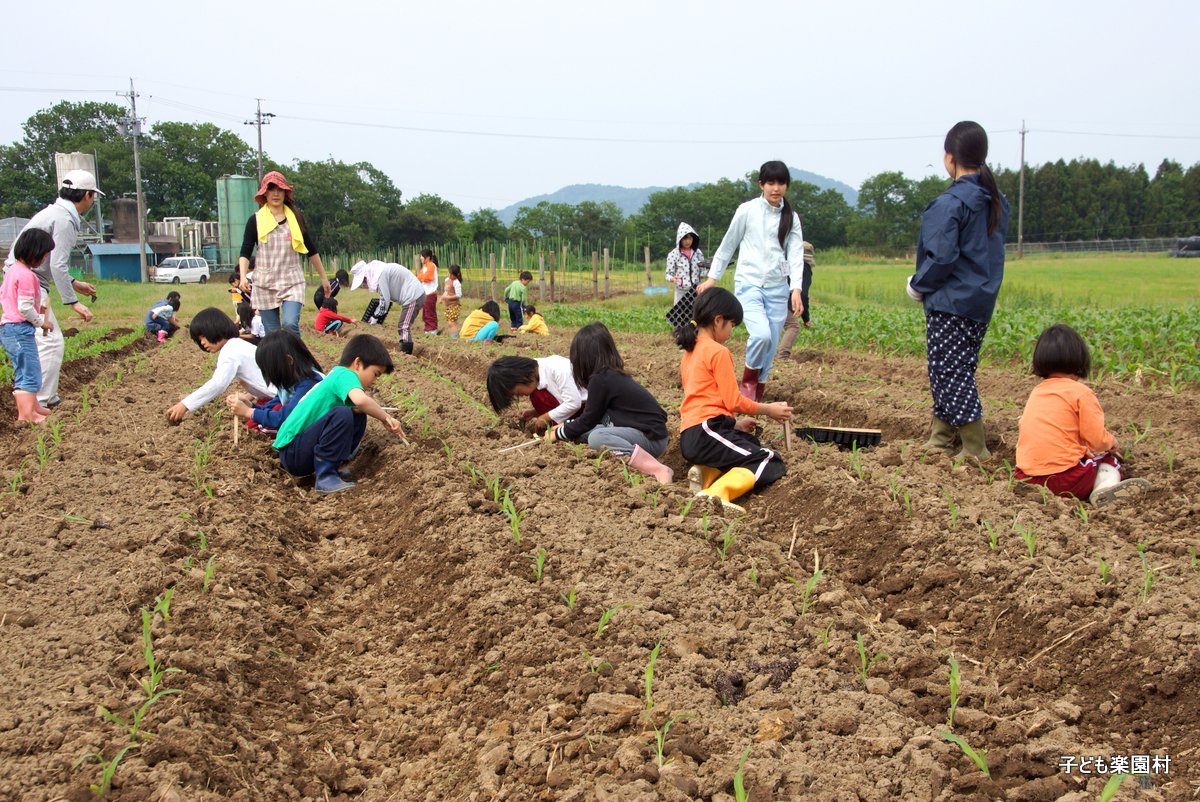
[908,121,1011,461]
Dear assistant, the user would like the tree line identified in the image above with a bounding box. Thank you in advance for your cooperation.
[3,102,1198,258]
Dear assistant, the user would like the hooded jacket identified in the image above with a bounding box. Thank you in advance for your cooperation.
[911,174,1011,324]
[664,222,707,289]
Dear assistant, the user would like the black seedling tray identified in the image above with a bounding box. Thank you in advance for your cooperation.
[795,426,883,449]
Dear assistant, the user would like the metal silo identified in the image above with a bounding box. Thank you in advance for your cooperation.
[216,175,257,267]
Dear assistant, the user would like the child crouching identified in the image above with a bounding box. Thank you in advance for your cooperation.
[1015,324,1151,506]
[271,334,405,494]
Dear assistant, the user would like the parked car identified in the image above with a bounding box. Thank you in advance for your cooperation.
[150,256,211,284]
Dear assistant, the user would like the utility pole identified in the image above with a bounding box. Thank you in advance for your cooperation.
[119,79,149,283]
[1017,120,1027,260]
[244,100,275,181]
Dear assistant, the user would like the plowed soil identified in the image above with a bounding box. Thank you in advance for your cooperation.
[0,324,1196,802]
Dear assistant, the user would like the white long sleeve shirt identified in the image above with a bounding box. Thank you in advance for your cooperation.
[3,198,82,304]
[536,355,588,424]
[182,338,275,411]
[708,196,806,289]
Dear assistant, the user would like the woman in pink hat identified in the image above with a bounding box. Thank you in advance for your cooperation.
[238,171,330,337]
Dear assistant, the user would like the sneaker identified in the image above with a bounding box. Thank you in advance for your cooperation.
[44,396,62,409]
[1092,478,1152,507]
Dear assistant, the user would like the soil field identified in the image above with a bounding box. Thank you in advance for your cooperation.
[0,324,1196,802]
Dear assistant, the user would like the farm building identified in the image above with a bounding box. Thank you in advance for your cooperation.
[84,243,158,282]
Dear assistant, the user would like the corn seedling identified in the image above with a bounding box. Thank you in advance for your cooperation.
[847,441,865,481]
[733,747,751,802]
[941,731,989,778]
[945,493,960,531]
[595,602,637,639]
[182,556,193,571]
[581,649,611,673]
[1099,773,1132,802]
[619,461,643,489]
[1188,545,1197,570]
[1138,545,1159,602]
[48,418,63,448]
[529,547,548,582]
[748,560,759,585]
[139,609,180,697]
[678,496,697,518]
[80,385,90,415]
[885,468,903,503]
[202,556,217,592]
[716,522,737,562]
[1013,517,1037,559]
[35,432,51,471]
[486,474,504,503]
[645,487,662,509]
[440,439,453,462]
[854,632,888,686]
[1160,443,1176,473]
[74,744,132,797]
[946,655,960,729]
[1127,418,1151,446]
[152,587,175,623]
[902,489,911,517]
[500,490,524,544]
[98,685,180,742]
[560,586,577,609]
[191,432,215,497]
[591,450,606,468]
[464,463,481,484]
[651,713,689,768]
[982,519,999,551]
[816,623,833,645]
[643,640,662,711]
[785,568,825,617]
[1099,557,1110,585]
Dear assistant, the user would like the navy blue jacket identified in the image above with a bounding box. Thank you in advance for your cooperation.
[911,174,1010,324]
[251,373,322,430]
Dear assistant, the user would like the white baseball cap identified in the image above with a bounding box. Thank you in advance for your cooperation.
[60,169,105,196]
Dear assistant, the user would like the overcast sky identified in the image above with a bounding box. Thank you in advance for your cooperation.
[5,0,1198,214]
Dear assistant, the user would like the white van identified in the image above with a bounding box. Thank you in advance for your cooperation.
[150,256,210,284]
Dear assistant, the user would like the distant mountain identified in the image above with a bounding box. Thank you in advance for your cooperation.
[494,170,858,224]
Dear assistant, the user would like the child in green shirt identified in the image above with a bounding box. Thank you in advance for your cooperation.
[273,334,405,493]
[504,271,533,332]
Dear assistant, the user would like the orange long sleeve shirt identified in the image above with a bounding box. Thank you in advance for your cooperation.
[1015,376,1117,476]
[679,335,759,431]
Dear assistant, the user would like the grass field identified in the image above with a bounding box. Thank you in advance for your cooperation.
[6,253,1198,388]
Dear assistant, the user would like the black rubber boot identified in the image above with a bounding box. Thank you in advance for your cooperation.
[400,340,414,355]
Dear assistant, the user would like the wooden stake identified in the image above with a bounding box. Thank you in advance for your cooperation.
[783,421,794,451]
[232,412,240,447]
[498,437,541,454]
[787,521,799,560]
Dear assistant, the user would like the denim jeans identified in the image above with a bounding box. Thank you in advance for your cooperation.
[1,321,41,392]
[259,300,303,337]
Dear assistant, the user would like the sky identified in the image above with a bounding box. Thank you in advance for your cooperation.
[4,0,1199,215]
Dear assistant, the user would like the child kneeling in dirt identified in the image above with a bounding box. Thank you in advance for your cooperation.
[1015,324,1151,506]
[271,334,405,494]
[166,307,274,423]
[461,300,503,342]
[314,298,356,337]
[487,354,586,433]
[676,288,793,512]
[518,304,549,335]
[145,292,181,342]
[543,322,673,483]
[226,329,325,436]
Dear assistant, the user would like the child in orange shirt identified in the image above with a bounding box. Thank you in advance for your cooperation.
[1015,324,1150,506]
[675,287,792,512]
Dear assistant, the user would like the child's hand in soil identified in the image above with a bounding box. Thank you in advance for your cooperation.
[225,394,253,419]
[734,417,758,434]
[166,402,189,423]
[383,414,405,438]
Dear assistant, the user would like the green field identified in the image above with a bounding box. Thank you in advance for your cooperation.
[5,253,1198,388]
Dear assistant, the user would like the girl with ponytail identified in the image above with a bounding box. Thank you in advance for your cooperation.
[907,121,1011,461]
[696,161,807,403]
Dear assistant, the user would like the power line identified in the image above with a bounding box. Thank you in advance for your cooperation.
[1036,128,1200,141]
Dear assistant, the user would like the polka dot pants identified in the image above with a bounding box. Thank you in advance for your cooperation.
[925,311,987,427]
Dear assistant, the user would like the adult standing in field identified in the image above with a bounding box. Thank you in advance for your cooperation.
[349,259,424,355]
[907,121,1010,461]
[416,249,440,334]
[664,222,707,304]
[239,171,330,338]
[2,170,103,408]
[695,161,806,402]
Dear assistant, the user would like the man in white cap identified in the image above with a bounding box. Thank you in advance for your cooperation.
[3,169,103,407]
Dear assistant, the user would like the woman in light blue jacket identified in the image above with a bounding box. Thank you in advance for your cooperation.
[696,161,806,402]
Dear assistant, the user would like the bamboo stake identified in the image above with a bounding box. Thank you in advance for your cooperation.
[787,521,799,560]
[232,412,240,447]
[498,437,541,454]
[783,421,794,451]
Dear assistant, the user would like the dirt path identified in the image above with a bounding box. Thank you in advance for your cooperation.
[0,327,1195,801]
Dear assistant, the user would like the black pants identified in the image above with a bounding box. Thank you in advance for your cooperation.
[680,416,786,490]
[279,406,368,476]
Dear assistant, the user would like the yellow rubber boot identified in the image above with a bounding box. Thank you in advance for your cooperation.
[699,467,756,513]
[687,464,722,493]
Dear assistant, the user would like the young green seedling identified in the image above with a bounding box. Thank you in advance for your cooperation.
[748,560,759,585]
[700,512,711,541]
[35,432,51,471]
[651,713,690,768]
[854,632,888,686]
[733,747,751,802]
[848,441,865,481]
[1074,501,1090,525]
[74,745,132,797]
[1013,517,1037,559]
[982,519,999,551]
[785,568,825,617]
[581,649,611,673]
[946,655,960,729]
[560,586,577,610]
[202,556,217,593]
[1138,545,1160,602]
[1099,773,1132,802]
[152,587,175,624]
[716,522,737,562]
[500,490,524,544]
[941,731,989,778]
[98,685,181,742]
[1099,557,1110,585]
[595,603,637,639]
[815,623,833,645]
[529,547,548,583]
[1188,545,1197,570]
[591,451,605,468]
[643,640,662,711]
[678,497,697,518]
[945,493,960,531]
[902,489,911,517]
[619,462,643,489]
